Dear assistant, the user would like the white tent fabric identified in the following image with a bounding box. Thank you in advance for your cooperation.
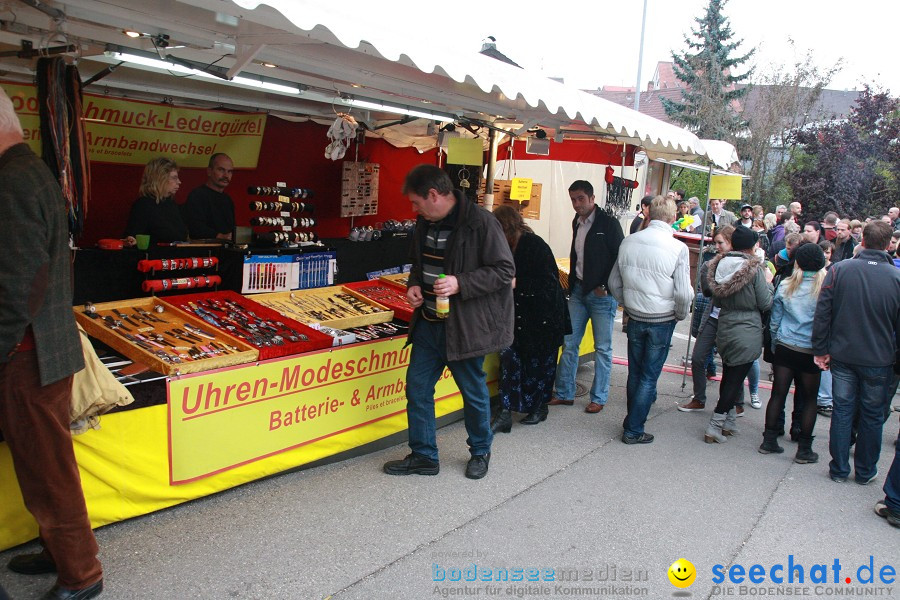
[227,0,735,166]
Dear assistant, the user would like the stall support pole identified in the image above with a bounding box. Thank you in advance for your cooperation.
[483,129,499,210]
[681,163,715,391]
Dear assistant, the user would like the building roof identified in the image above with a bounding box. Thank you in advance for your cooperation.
[740,85,861,126]
[585,87,685,123]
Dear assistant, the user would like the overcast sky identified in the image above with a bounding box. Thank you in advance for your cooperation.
[421,0,894,94]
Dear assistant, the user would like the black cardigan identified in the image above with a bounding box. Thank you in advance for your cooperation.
[512,232,571,356]
[569,206,625,294]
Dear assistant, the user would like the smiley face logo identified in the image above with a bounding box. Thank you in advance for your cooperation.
[668,558,696,588]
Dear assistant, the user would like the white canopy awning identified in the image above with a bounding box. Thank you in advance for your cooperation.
[0,0,737,166]
[226,0,730,163]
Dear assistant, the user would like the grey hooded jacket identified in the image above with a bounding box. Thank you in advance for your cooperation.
[705,251,774,366]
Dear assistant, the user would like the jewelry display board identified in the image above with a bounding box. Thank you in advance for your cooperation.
[74,298,258,376]
[342,280,414,322]
[247,186,319,246]
[477,179,543,220]
[162,290,333,360]
[254,286,393,330]
[340,162,380,217]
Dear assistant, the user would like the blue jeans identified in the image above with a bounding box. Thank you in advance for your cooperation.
[405,319,492,462]
[554,282,617,405]
[748,359,760,395]
[817,369,833,407]
[885,427,900,512]
[829,360,893,481]
[622,319,676,437]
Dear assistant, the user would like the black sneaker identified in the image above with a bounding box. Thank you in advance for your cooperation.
[817,406,833,417]
[622,432,654,445]
[383,453,439,476]
[887,508,900,528]
[856,472,878,486]
[465,453,490,479]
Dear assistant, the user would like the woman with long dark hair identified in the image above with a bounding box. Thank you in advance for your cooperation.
[760,243,827,461]
[491,205,569,431]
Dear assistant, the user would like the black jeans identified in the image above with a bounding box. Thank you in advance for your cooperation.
[691,317,718,404]
[714,361,754,415]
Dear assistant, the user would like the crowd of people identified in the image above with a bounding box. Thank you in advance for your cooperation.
[382,169,900,541]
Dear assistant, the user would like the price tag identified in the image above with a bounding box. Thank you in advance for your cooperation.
[510,178,533,201]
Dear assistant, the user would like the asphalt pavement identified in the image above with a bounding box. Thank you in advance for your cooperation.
[1,313,898,600]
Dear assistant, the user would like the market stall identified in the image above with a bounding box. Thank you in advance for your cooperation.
[0,0,738,552]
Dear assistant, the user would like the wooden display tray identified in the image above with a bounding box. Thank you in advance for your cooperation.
[342,280,414,322]
[73,298,258,376]
[253,286,393,330]
[556,257,570,291]
[378,272,409,290]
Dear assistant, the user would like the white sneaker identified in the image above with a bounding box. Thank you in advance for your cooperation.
[750,393,762,409]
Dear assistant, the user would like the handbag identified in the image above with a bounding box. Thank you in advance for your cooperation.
[70,325,135,434]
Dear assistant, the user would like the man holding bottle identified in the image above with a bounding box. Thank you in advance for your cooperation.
[383,165,514,480]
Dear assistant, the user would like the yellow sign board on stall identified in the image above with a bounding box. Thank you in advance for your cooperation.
[166,338,488,484]
[509,178,533,201]
[708,174,743,200]
[446,137,483,166]
[2,81,266,168]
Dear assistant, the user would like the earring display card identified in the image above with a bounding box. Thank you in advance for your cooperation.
[341,162,380,217]
[297,251,337,290]
[73,297,258,376]
[242,255,296,294]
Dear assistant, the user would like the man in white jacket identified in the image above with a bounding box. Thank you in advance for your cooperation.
[609,195,693,444]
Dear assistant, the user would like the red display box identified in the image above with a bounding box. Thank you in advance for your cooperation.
[163,290,332,360]
[342,281,414,322]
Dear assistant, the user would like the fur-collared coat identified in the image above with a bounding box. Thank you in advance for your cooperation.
[704,251,774,366]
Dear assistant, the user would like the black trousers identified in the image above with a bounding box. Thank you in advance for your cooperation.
[714,361,754,414]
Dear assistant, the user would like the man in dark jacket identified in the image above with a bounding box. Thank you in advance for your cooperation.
[0,87,103,598]
[383,165,514,480]
[551,180,625,414]
[831,219,857,262]
[813,221,900,485]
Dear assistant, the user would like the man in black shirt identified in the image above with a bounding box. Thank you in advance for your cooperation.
[184,153,235,240]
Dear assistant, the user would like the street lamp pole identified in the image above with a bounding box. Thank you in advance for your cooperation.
[634,0,648,111]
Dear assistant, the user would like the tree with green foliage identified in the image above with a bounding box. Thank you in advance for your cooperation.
[668,167,710,204]
[662,0,754,141]
[784,86,899,219]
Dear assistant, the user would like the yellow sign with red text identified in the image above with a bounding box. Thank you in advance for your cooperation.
[167,338,497,484]
[1,81,265,167]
